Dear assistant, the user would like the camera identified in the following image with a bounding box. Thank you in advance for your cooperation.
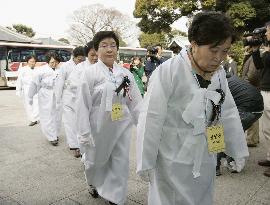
[147,46,159,56]
[146,46,160,63]
[243,27,267,46]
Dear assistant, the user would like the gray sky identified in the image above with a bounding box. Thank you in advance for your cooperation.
[0,0,187,42]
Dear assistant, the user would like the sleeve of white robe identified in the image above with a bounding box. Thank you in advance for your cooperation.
[16,68,23,97]
[55,65,66,105]
[136,62,173,174]
[75,70,93,143]
[125,73,143,125]
[28,69,41,102]
[221,72,249,160]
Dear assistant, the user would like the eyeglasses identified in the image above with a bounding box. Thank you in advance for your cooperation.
[99,44,117,49]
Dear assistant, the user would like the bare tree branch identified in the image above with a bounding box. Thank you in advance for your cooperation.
[68,4,140,45]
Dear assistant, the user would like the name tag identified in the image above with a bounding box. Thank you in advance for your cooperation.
[206,124,225,153]
[111,103,123,121]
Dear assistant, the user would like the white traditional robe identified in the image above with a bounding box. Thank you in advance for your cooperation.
[28,65,59,141]
[16,66,39,123]
[137,49,249,205]
[56,59,78,148]
[54,67,63,137]
[76,60,142,205]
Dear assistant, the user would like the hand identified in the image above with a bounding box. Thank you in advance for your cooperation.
[264,46,270,52]
[229,158,246,173]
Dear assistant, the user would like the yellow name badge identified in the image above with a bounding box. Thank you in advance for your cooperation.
[111,103,123,121]
[206,124,225,153]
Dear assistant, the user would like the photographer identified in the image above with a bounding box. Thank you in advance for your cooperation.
[242,40,262,148]
[144,45,165,77]
[144,45,165,90]
[251,21,270,177]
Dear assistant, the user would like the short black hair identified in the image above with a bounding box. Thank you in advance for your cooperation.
[26,55,37,63]
[73,46,85,57]
[188,11,236,47]
[84,41,95,56]
[93,31,119,51]
[45,51,62,64]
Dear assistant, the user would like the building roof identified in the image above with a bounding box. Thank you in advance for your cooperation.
[169,36,190,48]
[35,37,69,46]
[0,25,40,43]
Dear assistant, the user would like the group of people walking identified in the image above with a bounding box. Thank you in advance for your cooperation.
[14,11,270,205]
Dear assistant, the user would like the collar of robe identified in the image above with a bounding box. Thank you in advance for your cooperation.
[187,49,215,81]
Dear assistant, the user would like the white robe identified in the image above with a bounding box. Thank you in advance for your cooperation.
[54,67,63,137]
[28,65,59,141]
[136,49,249,205]
[76,60,142,205]
[16,66,39,123]
[56,59,78,148]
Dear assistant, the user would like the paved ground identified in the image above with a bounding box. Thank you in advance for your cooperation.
[0,88,270,205]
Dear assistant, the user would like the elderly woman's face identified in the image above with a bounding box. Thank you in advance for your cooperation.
[27,57,36,68]
[192,37,232,72]
[97,37,118,68]
[48,57,59,69]
[88,48,98,64]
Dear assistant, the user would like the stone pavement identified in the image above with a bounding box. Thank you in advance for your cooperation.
[0,89,269,205]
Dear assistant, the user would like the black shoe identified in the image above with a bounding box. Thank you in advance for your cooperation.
[108,202,117,205]
[247,143,257,147]
[258,160,270,167]
[50,140,58,146]
[28,121,37,126]
[216,168,221,176]
[89,186,99,198]
[73,148,81,158]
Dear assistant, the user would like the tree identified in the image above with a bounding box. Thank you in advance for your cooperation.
[139,29,187,48]
[134,0,270,35]
[139,32,167,48]
[58,38,70,45]
[8,24,36,38]
[68,4,140,45]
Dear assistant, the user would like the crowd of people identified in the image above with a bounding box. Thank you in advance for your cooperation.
[14,11,270,205]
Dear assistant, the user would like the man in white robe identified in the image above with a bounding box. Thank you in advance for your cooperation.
[136,12,249,205]
[28,52,62,146]
[16,55,39,126]
[76,31,142,205]
[55,46,85,157]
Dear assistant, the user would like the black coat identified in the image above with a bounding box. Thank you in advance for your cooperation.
[227,75,264,130]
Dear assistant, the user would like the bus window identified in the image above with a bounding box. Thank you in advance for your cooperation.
[8,49,20,62]
[59,50,71,62]
[20,49,34,62]
[35,49,49,62]
[118,48,147,63]
[8,48,33,62]
[0,47,7,60]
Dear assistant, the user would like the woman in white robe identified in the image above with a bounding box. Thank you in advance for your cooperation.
[55,46,85,157]
[28,52,62,146]
[63,41,98,157]
[76,31,142,205]
[16,55,39,126]
[136,12,249,205]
